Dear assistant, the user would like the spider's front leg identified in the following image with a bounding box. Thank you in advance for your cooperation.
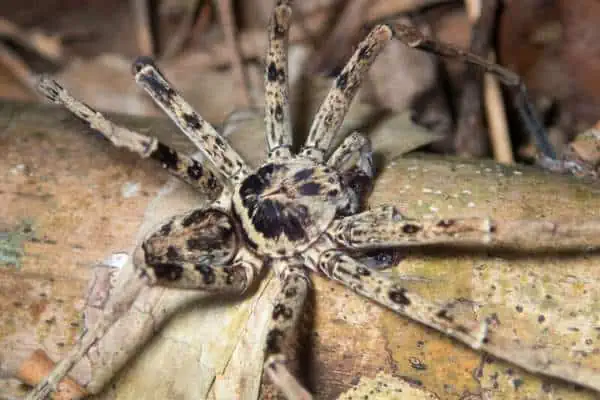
[391,23,556,160]
[132,58,251,184]
[300,25,392,162]
[36,77,223,200]
[263,263,313,400]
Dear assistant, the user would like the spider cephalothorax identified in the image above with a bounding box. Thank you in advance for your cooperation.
[233,161,350,257]
[30,0,600,398]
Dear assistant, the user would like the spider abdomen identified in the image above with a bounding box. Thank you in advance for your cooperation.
[233,159,349,257]
[138,208,239,288]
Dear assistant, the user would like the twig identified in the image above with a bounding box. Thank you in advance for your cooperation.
[162,0,211,59]
[464,0,481,20]
[308,0,369,75]
[0,18,64,63]
[0,42,40,96]
[216,0,252,108]
[453,0,498,157]
[484,55,513,163]
[16,350,88,400]
[463,0,513,164]
[131,0,154,56]
[0,18,64,97]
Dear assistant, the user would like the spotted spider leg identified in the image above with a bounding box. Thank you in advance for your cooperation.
[264,0,293,162]
[390,22,556,160]
[327,131,374,214]
[36,77,223,199]
[299,25,392,162]
[263,262,312,400]
[317,249,489,348]
[317,247,600,392]
[332,205,600,251]
[133,58,251,185]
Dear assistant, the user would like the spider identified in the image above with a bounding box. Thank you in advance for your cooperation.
[29,0,600,398]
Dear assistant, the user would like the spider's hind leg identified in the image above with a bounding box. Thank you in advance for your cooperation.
[37,77,223,199]
[327,131,374,215]
[264,263,313,400]
[317,250,489,348]
[317,248,600,390]
[25,208,258,400]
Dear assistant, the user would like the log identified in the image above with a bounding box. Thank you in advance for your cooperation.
[1,100,600,399]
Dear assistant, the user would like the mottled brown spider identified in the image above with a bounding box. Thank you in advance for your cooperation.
[30,0,600,398]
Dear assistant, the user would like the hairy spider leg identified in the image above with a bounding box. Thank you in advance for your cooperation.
[332,205,600,251]
[133,58,251,185]
[36,77,223,200]
[300,25,392,162]
[265,0,294,162]
[317,248,600,392]
[263,263,312,400]
[391,23,556,160]
[318,249,489,348]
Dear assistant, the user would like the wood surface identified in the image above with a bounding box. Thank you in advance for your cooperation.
[1,100,600,399]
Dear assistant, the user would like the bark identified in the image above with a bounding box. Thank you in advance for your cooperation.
[1,100,600,399]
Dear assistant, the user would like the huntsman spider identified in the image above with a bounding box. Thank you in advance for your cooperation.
[30,0,600,398]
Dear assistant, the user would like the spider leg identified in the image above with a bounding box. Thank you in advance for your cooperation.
[133,58,251,184]
[391,23,556,160]
[300,25,392,162]
[265,0,293,162]
[317,250,600,391]
[264,263,312,400]
[327,131,374,214]
[331,205,600,251]
[37,77,223,199]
